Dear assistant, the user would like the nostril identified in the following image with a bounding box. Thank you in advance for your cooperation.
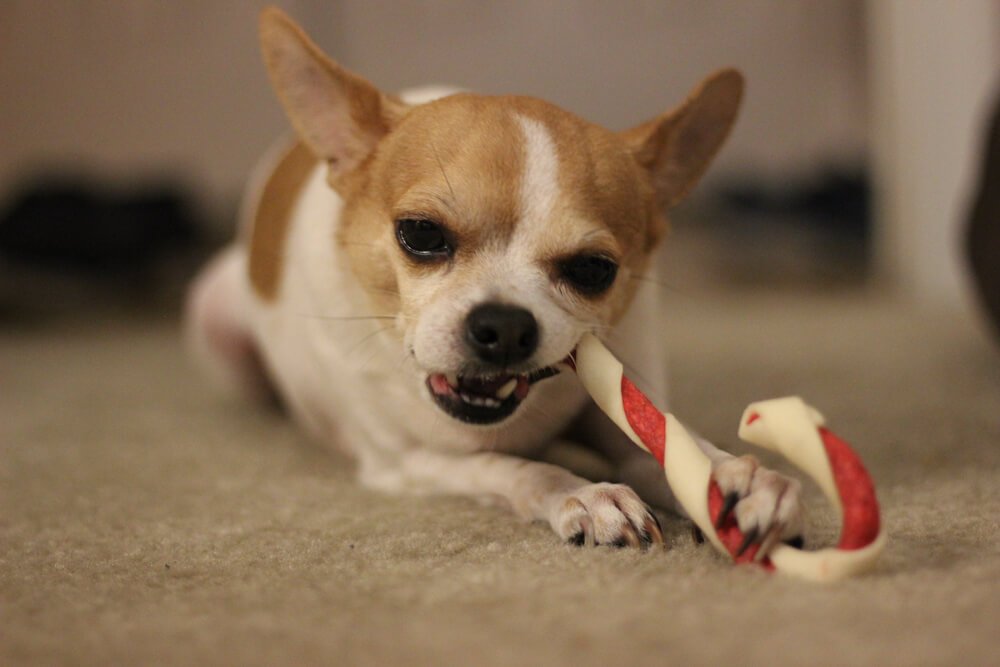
[472,325,499,346]
[518,328,537,350]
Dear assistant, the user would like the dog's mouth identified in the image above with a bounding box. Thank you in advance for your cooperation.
[426,366,561,425]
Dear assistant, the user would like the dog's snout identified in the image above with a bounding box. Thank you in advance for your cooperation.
[465,303,539,366]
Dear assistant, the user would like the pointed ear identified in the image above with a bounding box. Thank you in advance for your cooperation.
[622,69,744,210]
[258,6,408,176]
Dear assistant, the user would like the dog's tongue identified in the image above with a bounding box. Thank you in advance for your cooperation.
[429,374,453,396]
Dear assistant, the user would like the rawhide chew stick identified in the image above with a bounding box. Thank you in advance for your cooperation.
[568,333,886,582]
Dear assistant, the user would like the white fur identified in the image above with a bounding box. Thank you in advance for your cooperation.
[515,115,560,231]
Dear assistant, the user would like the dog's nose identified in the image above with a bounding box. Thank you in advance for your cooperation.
[465,303,539,366]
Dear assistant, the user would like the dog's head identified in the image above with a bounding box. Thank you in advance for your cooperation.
[260,7,742,426]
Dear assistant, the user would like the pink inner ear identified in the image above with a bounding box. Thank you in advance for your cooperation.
[264,16,389,173]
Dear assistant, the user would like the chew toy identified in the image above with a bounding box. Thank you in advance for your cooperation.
[568,333,886,582]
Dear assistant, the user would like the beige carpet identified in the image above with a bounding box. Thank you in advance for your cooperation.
[3,288,999,666]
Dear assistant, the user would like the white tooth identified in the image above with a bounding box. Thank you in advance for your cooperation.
[484,398,500,408]
[495,378,517,400]
[446,372,459,388]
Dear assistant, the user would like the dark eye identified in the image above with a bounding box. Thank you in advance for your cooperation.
[396,219,451,258]
[558,254,618,295]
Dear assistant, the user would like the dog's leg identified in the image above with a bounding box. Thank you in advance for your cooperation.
[359,449,663,547]
[569,401,682,512]
[185,245,274,402]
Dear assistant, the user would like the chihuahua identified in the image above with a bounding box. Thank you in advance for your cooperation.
[186,7,803,552]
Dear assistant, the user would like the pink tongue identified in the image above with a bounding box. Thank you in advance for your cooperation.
[514,376,530,400]
[429,374,452,396]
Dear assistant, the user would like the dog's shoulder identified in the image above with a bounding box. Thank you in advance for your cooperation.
[241,138,318,301]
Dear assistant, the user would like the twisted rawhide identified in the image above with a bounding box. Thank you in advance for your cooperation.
[569,333,886,582]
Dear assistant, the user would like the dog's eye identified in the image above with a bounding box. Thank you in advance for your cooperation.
[396,219,451,258]
[558,254,618,295]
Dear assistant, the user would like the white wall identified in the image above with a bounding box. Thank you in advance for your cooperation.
[867,0,1000,305]
[0,0,869,232]
[0,1,297,224]
[308,1,868,176]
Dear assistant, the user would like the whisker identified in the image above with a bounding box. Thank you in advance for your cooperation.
[357,345,387,374]
[345,325,395,359]
[431,140,457,205]
[350,279,403,299]
[297,314,400,322]
[364,286,403,296]
[520,402,558,426]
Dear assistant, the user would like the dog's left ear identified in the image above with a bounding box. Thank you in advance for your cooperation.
[622,69,744,210]
[259,6,408,178]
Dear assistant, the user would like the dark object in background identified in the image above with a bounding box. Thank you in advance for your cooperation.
[967,89,1000,347]
[0,177,199,273]
[698,165,871,290]
[717,165,871,244]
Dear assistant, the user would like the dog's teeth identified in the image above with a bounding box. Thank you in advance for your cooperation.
[446,372,459,388]
[458,392,501,409]
[495,378,517,400]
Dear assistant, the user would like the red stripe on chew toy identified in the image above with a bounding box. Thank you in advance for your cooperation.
[820,427,881,549]
[621,376,666,465]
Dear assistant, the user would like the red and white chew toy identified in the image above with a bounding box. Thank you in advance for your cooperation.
[569,333,886,582]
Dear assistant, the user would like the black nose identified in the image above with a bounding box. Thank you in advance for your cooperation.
[465,303,539,366]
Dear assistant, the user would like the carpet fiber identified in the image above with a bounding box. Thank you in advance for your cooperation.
[3,289,999,666]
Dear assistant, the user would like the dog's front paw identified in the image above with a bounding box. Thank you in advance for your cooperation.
[712,455,804,559]
[551,483,663,548]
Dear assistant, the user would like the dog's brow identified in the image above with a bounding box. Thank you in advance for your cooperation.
[430,141,457,204]
[575,228,621,255]
[394,188,458,220]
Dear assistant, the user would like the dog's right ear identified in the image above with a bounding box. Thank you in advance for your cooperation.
[621,69,744,211]
[259,7,408,178]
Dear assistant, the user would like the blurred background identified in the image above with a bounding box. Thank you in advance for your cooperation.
[0,0,997,323]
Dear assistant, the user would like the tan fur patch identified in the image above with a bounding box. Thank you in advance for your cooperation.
[248,141,318,301]
[334,93,666,328]
[371,94,529,248]
[333,95,531,318]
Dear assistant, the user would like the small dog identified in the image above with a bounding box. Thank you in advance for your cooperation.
[186,7,803,552]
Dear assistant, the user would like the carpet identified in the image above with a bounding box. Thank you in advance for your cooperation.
[3,287,999,666]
